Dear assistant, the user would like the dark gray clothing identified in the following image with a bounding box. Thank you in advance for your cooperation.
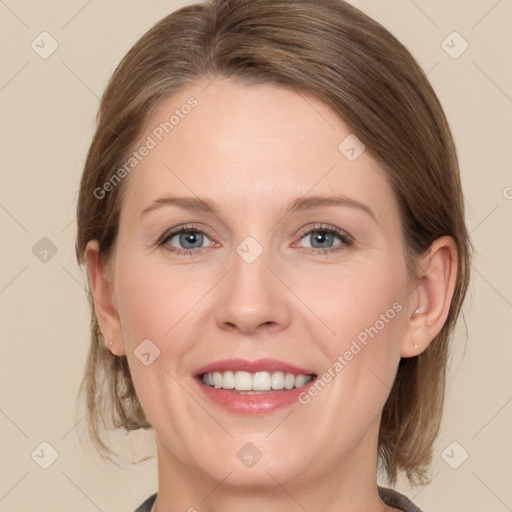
[134,486,423,511]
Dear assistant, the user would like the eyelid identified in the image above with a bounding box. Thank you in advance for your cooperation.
[295,223,353,244]
[157,222,353,256]
[157,223,207,244]
[291,223,353,254]
[157,223,215,255]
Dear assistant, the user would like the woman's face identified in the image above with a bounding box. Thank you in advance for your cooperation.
[105,79,415,487]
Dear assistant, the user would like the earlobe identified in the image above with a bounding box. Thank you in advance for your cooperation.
[84,240,126,356]
[401,236,458,358]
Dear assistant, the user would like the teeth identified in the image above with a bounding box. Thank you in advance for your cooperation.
[285,373,295,390]
[294,374,308,388]
[253,371,271,391]
[200,370,313,391]
[213,371,223,389]
[271,371,285,390]
[234,370,252,390]
[223,370,235,389]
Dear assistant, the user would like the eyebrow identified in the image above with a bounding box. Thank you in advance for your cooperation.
[140,194,377,223]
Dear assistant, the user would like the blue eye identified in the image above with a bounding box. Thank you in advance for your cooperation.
[296,225,352,255]
[159,225,212,255]
[301,229,339,249]
[158,223,352,256]
[171,230,208,249]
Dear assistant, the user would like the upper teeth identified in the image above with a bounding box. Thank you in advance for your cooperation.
[201,371,313,391]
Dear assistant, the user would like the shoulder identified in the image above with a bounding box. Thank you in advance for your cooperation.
[133,492,157,512]
[378,486,424,512]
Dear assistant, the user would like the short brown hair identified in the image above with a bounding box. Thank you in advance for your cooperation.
[75,0,472,486]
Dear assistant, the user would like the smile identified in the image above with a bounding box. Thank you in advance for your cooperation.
[194,358,317,415]
[200,370,313,391]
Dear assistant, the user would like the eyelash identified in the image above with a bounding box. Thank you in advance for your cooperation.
[156,223,353,257]
[156,224,215,257]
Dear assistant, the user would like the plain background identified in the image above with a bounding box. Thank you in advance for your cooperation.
[0,1,511,511]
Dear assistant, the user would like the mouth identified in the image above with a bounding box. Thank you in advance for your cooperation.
[199,370,314,392]
[194,358,317,415]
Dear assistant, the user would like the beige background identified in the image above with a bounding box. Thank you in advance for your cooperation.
[1,0,511,511]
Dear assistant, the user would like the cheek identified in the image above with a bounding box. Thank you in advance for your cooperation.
[291,257,407,422]
[291,258,407,353]
[294,265,406,434]
[115,253,204,345]
[114,256,201,430]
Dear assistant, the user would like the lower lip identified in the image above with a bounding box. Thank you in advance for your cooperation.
[196,377,317,415]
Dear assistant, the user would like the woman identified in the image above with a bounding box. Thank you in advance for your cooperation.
[75,0,472,510]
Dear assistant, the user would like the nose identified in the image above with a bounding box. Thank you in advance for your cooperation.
[214,245,292,337]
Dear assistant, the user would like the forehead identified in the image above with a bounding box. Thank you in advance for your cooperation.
[121,78,398,225]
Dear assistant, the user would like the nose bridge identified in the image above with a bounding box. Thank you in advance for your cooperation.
[213,233,291,335]
[232,235,272,292]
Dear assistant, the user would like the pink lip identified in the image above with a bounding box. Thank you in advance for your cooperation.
[194,358,317,416]
[194,358,315,376]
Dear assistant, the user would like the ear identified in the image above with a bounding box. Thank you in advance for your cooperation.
[401,236,458,358]
[84,240,126,356]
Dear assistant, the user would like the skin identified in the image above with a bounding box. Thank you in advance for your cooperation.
[86,78,458,512]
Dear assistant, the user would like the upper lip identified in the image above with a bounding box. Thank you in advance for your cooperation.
[194,358,316,377]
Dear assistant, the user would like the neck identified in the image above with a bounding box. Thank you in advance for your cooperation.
[150,422,394,512]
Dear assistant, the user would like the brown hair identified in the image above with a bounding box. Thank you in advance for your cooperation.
[75,0,472,486]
